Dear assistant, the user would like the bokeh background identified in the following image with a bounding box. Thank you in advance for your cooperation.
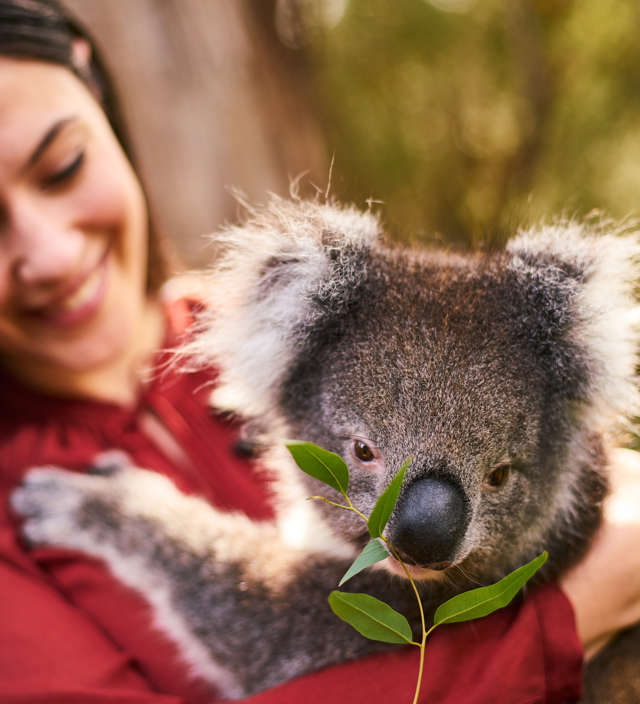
[62,0,640,264]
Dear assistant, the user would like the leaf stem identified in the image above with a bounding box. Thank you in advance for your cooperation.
[380,537,427,641]
[343,493,370,523]
[413,631,427,704]
[308,495,369,522]
[307,495,352,511]
[379,536,428,704]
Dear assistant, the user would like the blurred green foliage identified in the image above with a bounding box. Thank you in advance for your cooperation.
[303,0,640,248]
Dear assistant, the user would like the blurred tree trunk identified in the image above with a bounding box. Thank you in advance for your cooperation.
[63,0,328,266]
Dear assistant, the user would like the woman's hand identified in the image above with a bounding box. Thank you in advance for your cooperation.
[560,448,640,660]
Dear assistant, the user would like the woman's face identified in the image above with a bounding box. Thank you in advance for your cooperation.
[0,57,150,379]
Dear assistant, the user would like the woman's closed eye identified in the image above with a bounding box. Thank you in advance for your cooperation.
[42,151,85,189]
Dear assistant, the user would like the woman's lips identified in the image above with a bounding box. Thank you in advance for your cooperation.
[27,253,109,328]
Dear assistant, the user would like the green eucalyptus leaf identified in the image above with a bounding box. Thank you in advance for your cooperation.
[367,457,412,538]
[339,539,390,586]
[286,442,349,495]
[329,591,414,645]
[433,551,548,627]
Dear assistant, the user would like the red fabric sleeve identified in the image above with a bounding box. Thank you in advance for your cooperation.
[0,558,185,704]
[532,583,584,702]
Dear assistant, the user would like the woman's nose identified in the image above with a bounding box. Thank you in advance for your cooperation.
[9,206,84,286]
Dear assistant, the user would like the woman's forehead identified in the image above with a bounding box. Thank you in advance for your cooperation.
[0,57,94,127]
[0,57,97,173]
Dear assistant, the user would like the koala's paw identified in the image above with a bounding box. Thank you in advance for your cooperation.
[10,465,129,551]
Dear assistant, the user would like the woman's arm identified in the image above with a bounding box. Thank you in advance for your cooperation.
[561,447,640,660]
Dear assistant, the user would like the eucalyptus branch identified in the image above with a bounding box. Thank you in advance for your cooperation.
[287,441,548,704]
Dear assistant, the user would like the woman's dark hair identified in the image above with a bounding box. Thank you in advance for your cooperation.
[0,0,172,292]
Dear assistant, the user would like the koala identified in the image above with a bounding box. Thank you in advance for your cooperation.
[11,197,640,702]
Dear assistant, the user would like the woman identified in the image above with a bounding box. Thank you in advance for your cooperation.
[0,2,638,702]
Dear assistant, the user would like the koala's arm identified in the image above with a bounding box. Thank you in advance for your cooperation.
[9,464,584,703]
[10,463,385,699]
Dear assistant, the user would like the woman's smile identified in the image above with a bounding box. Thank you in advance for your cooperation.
[23,247,110,329]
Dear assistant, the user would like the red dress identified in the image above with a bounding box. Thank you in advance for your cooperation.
[0,302,583,703]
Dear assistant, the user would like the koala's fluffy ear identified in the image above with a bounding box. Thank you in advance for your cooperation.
[182,196,381,418]
[506,221,640,427]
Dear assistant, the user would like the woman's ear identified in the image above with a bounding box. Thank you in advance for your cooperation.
[71,38,101,100]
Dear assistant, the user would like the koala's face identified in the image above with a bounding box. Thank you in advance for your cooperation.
[198,200,635,585]
[280,249,588,583]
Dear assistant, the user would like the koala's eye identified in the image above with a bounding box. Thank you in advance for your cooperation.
[353,439,375,463]
[486,463,511,489]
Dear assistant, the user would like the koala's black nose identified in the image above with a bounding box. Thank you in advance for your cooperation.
[390,476,468,567]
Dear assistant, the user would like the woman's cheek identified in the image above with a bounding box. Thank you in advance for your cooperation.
[70,140,147,255]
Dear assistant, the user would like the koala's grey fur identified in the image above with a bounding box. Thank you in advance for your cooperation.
[11,197,640,701]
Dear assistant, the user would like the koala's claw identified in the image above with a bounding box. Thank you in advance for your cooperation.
[86,449,132,476]
[11,467,81,515]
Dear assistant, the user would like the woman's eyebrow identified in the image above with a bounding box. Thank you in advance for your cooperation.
[27,117,75,168]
